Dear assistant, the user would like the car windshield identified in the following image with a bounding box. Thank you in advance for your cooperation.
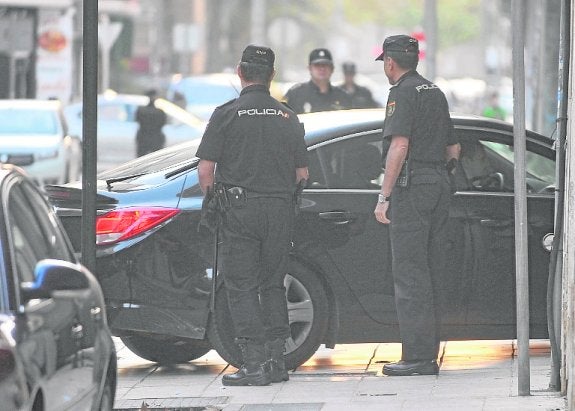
[0,109,58,134]
[482,140,555,183]
[97,142,199,179]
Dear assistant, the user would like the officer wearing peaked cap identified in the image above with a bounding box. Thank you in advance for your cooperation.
[196,44,309,386]
[337,61,381,109]
[283,48,351,114]
[373,35,461,377]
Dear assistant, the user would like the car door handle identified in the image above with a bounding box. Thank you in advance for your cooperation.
[318,211,353,225]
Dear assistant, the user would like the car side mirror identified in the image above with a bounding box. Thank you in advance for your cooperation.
[21,259,89,300]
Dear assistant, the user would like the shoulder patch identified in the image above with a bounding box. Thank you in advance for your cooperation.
[386,101,396,117]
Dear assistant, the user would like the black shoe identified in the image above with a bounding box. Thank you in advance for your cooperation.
[268,359,289,383]
[265,339,289,383]
[382,360,439,376]
[222,340,272,386]
[222,363,272,386]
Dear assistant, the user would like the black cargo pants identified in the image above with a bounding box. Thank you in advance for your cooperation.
[389,167,451,361]
[220,195,293,345]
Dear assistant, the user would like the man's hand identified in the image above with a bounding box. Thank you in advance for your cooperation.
[374,201,390,224]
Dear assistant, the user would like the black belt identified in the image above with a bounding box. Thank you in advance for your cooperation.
[410,160,445,171]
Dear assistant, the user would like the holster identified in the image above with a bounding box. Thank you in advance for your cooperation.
[396,159,410,188]
[199,185,225,232]
[225,186,247,208]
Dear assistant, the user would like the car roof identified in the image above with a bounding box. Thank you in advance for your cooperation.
[65,92,205,126]
[299,108,552,147]
[0,99,62,110]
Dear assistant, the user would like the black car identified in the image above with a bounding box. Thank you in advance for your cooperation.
[0,164,117,410]
[47,109,556,371]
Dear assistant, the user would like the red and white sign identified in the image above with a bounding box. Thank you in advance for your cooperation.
[36,8,73,102]
[411,30,426,60]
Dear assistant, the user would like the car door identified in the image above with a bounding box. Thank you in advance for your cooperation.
[295,129,469,329]
[6,176,97,409]
[453,127,554,338]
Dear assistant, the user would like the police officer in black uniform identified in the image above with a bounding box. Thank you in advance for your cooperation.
[283,48,351,114]
[337,61,381,108]
[373,35,461,376]
[196,44,309,386]
[135,89,167,157]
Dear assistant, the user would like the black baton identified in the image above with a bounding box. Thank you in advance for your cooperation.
[210,216,220,313]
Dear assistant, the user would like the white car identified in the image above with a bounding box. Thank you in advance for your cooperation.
[64,91,206,172]
[0,99,81,185]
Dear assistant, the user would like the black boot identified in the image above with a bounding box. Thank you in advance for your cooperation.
[266,338,289,382]
[222,340,272,386]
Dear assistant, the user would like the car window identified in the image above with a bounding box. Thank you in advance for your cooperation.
[308,131,384,189]
[458,136,555,193]
[8,180,73,282]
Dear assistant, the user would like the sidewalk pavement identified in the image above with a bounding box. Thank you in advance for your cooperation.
[113,338,566,411]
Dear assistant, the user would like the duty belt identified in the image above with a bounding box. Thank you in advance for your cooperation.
[410,159,445,170]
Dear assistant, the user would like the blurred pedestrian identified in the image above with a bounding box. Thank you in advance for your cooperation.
[337,61,381,108]
[196,44,309,386]
[373,34,460,376]
[135,89,167,156]
[283,48,351,114]
[481,91,506,121]
[171,90,187,110]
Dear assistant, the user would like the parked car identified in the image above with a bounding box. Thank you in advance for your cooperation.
[167,72,287,121]
[0,99,82,185]
[0,164,116,410]
[46,109,556,370]
[64,91,206,172]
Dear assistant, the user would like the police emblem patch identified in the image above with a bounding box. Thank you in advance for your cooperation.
[386,101,396,117]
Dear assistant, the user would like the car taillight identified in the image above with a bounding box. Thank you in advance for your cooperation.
[96,207,180,245]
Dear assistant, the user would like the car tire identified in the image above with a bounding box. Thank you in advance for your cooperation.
[207,265,329,370]
[120,334,212,364]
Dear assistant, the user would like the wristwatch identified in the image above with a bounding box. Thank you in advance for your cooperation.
[378,194,390,203]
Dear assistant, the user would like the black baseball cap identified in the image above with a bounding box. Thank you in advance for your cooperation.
[342,61,356,74]
[375,35,419,61]
[309,48,333,65]
[241,44,275,68]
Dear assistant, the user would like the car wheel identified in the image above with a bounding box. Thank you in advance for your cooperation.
[207,265,329,370]
[120,334,212,364]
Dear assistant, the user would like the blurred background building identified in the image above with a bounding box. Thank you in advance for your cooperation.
[0,0,562,136]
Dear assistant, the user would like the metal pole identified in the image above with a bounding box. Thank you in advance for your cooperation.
[81,0,98,274]
[548,0,571,391]
[511,0,530,396]
[250,0,266,44]
[424,0,437,81]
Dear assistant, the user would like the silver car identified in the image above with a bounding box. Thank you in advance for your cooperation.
[0,99,82,185]
[64,92,206,172]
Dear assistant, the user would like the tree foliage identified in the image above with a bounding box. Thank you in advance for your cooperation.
[268,0,481,49]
